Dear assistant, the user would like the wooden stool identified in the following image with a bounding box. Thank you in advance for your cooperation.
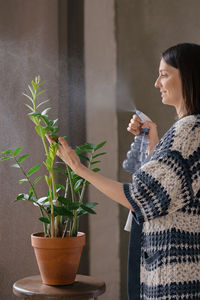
[13,274,106,300]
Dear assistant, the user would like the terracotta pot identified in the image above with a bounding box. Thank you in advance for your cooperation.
[31,232,86,285]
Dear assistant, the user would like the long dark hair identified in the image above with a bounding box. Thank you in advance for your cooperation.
[162,43,200,116]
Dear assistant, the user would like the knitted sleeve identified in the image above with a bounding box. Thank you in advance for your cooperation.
[123,149,193,224]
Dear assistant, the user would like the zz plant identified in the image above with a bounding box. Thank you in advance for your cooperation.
[0,76,106,238]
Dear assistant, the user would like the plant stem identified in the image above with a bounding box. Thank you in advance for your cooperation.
[47,180,54,238]
[62,220,68,238]
[50,170,61,237]
[66,165,78,236]
[42,136,49,157]
[79,181,87,204]
[70,211,78,237]
[66,165,76,203]
[79,149,94,203]
[40,208,48,236]
[64,178,69,198]
[51,170,57,201]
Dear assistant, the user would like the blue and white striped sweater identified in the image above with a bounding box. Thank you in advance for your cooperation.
[124,115,200,300]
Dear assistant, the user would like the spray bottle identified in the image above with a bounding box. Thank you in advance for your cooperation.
[123,110,152,231]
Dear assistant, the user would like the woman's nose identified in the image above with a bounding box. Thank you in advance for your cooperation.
[154,77,160,88]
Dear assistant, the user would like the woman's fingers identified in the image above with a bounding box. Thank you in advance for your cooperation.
[55,137,81,172]
[132,114,141,122]
[45,134,81,172]
[58,137,69,149]
[45,134,54,144]
[127,114,142,135]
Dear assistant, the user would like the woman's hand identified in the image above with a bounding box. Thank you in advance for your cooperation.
[45,135,82,174]
[127,114,159,154]
[127,114,142,135]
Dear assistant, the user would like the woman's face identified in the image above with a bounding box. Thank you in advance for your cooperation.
[155,58,185,116]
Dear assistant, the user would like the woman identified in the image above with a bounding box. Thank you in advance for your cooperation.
[47,43,200,300]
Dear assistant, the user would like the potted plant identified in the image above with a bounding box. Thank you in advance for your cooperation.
[0,76,106,285]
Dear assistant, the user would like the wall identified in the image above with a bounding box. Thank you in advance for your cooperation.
[116,0,200,299]
[0,1,60,299]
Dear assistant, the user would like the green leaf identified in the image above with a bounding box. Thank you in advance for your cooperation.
[36,89,47,98]
[29,112,41,117]
[80,204,96,214]
[54,206,74,218]
[16,194,25,201]
[39,217,50,224]
[84,202,98,209]
[36,76,41,85]
[52,127,59,134]
[56,184,65,190]
[45,175,51,186]
[28,191,34,200]
[23,93,34,104]
[25,103,34,112]
[57,196,69,206]
[18,154,30,163]
[75,144,94,154]
[52,119,58,126]
[94,141,107,151]
[35,125,45,138]
[40,115,50,125]
[53,167,65,174]
[77,210,87,217]
[19,178,28,184]
[29,116,38,125]
[35,75,40,83]
[71,173,80,180]
[0,149,12,155]
[75,147,85,155]
[36,99,49,109]
[68,202,80,210]
[11,164,20,169]
[38,80,45,87]
[28,85,35,98]
[41,107,51,116]
[44,157,51,170]
[0,156,11,161]
[14,193,38,204]
[29,188,34,195]
[27,164,40,177]
[92,168,100,172]
[84,180,90,186]
[74,179,83,191]
[92,152,106,159]
[91,161,101,165]
[84,143,96,149]
[13,147,22,157]
[11,163,20,168]
[31,80,36,90]
[33,176,42,185]
[79,154,90,161]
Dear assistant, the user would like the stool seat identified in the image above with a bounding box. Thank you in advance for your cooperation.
[13,274,106,300]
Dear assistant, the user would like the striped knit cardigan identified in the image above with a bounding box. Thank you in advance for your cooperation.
[123,115,200,300]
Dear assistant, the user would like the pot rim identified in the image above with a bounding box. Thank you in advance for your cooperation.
[31,231,85,239]
[31,232,86,248]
